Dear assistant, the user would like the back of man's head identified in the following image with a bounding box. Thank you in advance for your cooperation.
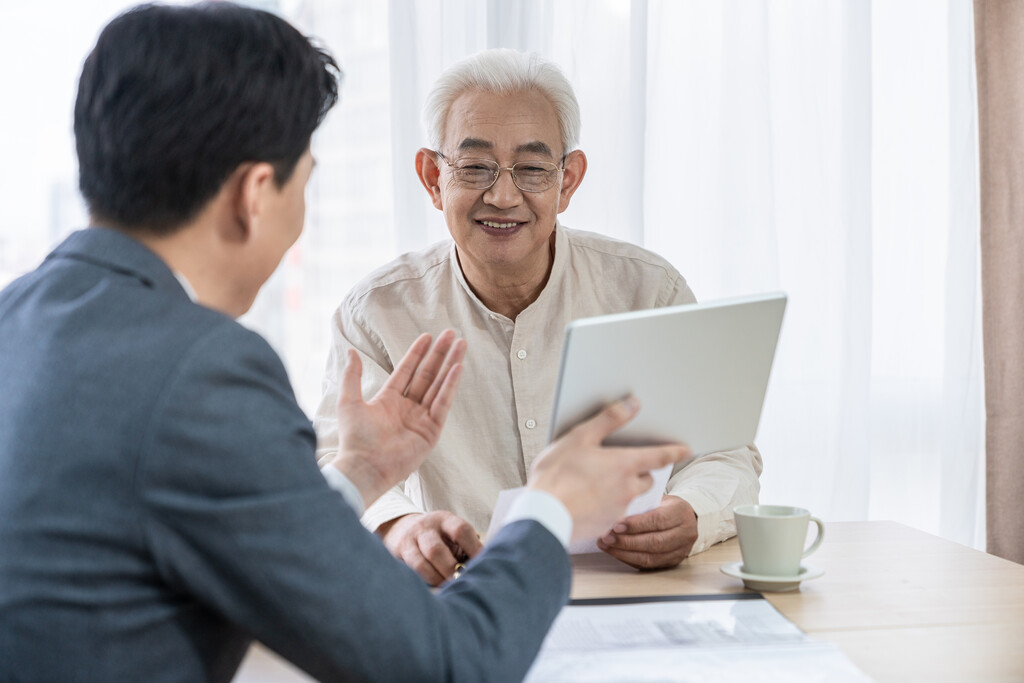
[74,2,340,235]
[423,49,581,157]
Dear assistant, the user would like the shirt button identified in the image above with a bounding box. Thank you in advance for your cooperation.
[516,349,527,360]
[525,419,537,429]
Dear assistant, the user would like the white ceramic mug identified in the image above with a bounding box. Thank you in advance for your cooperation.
[733,504,825,577]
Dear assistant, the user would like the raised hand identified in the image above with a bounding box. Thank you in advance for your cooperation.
[331,330,466,507]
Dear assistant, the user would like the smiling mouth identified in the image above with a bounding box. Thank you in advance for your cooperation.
[479,220,522,230]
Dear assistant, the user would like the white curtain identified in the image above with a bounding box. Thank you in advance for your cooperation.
[0,0,984,549]
[296,0,985,549]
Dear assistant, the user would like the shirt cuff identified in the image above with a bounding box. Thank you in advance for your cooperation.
[669,489,732,555]
[320,464,365,516]
[501,489,573,549]
[360,492,424,533]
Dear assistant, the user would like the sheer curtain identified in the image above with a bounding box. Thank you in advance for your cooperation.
[300,0,984,548]
[0,0,984,550]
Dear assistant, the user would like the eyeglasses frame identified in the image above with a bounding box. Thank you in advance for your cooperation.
[434,150,567,193]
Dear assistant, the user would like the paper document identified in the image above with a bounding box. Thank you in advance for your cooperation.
[524,595,874,683]
[486,464,672,553]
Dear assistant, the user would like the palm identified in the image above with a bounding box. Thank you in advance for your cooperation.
[338,383,443,468]
[332,331,466,502]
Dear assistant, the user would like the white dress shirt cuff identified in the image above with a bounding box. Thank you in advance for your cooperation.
[320,465,365,516]
[361,490,425,533]
[669,489,731,555]
[501,489,573,549]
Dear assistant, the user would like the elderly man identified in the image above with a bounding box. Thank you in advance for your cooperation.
[314,49,762,585]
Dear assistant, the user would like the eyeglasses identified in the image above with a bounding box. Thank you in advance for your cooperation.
[435,151,565,193]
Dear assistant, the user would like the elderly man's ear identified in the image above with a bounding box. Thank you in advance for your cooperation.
[556,149,587,213]
[415,148,444,210]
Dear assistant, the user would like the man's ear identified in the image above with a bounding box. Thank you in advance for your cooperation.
[556,149,588,214]
[415,147,445,210]
[226,161,276,244]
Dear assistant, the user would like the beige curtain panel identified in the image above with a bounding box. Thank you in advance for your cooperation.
[975,0,1024,564]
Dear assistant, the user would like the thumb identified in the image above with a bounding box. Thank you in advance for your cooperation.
[574,395,641,444]
[338,349,364,407]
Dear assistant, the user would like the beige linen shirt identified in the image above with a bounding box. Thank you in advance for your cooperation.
[314,224,762,555]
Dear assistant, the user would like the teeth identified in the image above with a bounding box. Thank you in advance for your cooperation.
[481,221,518,229]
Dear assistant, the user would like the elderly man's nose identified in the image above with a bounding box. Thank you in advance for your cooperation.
[484,169,522,206]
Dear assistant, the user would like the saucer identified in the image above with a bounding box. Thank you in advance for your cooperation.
[720,561,824,592]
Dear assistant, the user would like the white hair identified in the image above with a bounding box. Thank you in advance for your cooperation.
[423,49,581,156]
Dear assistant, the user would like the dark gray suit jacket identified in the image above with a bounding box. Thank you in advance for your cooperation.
[0,228,570,682]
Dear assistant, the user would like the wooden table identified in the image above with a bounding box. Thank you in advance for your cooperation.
[571,521,1024,682]
[236,521,1024,682]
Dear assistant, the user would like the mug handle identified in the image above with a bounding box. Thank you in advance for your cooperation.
[801,517,825,558]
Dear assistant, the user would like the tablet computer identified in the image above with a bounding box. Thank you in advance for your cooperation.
[548,292,786,455]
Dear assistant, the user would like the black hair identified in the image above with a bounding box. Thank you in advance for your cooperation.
[74,2,340,233]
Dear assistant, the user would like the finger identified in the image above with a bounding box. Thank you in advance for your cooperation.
[420,336,467,407]
[401,546,446,586]
[610,499,675,536]
[380,333,432,396]
[611,510,664,536]
[440,515,483,558]
[613,496,689,534]
[597,542,683,571]
[337,349,364,407]
[417,529,461,579]
[599,527,679,552]
[403,330,456,403]
[571,395,642,444]
[427,363,463,425]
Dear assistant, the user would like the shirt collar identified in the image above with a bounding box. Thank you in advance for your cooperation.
[173,272,199,302]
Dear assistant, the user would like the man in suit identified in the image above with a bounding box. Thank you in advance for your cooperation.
[0,4,689,682]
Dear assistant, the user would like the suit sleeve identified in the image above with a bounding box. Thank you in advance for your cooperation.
[312,301,424,530]
[139,323,570,683]
[660,272,765,555]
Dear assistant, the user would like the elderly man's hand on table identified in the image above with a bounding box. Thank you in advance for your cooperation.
[377,511,482,586]
[596,495,698,570]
